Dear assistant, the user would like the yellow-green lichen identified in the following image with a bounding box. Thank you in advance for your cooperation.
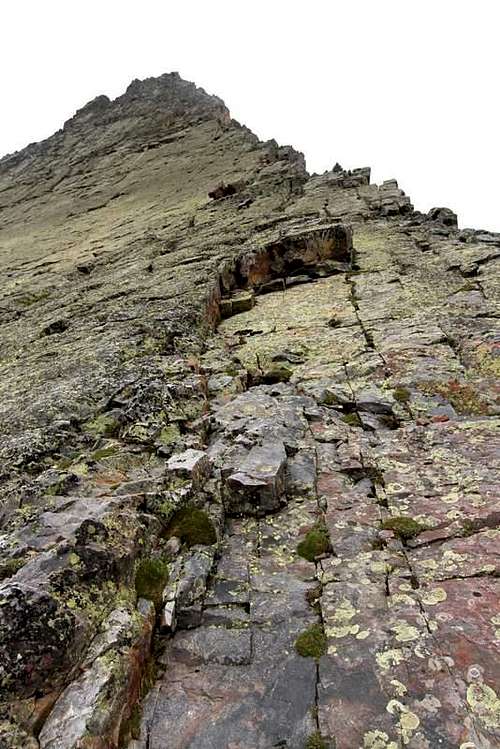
[84,414,121,438]
[324,598,358,639]
[341,412,362,428]
[421,587,447,605]
[363,729,398,749]
[386,700,420,744]
[466,682,500,729]
[418,379,488,415]
[376,648,405,671]
[391,621,420,643]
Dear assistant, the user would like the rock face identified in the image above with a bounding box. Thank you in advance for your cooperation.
[0,72,499,748]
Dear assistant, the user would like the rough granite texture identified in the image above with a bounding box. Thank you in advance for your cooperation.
[0,72,498,748]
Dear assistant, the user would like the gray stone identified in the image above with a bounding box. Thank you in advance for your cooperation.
[355,386,395,414]
[169,627,252,666]
[286,449,317,496]
[164,535,181,558]
[166,449,211,488]
[226,441,287,515]
[160,600,176,632]
[2,70,499,749]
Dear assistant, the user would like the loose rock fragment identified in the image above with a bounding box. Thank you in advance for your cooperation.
[166,449,211,489]
[225,441,287,515]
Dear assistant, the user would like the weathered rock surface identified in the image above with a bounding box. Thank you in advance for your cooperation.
[0,72,499,747]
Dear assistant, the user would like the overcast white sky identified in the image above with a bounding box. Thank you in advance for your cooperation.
[1,1,498,230]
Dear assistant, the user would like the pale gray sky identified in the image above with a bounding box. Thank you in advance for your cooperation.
[1,1,498,230]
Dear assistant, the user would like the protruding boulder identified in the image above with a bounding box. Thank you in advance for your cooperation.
[208,182,238,200]
[225,440,287,515]
[428,206,458,226]
[166,449,211,489]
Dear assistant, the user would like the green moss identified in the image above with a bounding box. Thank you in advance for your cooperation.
[56,456,75,470]
[297,522,331,562]
[341,412,362,427]
[393,386,411,403]
[462,519,479,537]
[418,379,488,415]
[322,390,341,406]
[134,558,169,608]
[380,516,425,541]
[44,479,67,496]
[306,732,332,749]
[295,623,327,659]
[156,499,177,523]
[168,506,217,547]
[168,400,205,424]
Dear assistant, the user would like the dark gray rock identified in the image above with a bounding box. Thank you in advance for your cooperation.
[169,627,252,666]
[226,441,287,515]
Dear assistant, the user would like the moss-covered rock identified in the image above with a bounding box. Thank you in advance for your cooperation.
[167,506,217,547]
[380,515,425,541]
[262,362,293,383]
[0,558,25,581]
[297,522,331,562]
[295,623,327,659]
[306,732,332,749]
[134,557,169,608]
[341,411,362,427]
[157,424,181,447]
[393,386,411,403]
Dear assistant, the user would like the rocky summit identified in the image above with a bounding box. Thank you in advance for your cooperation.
[0,72,499,749]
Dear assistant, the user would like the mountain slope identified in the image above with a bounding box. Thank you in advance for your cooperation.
[0,73,498,749]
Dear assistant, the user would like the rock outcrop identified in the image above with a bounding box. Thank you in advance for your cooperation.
[0,72,498,748]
